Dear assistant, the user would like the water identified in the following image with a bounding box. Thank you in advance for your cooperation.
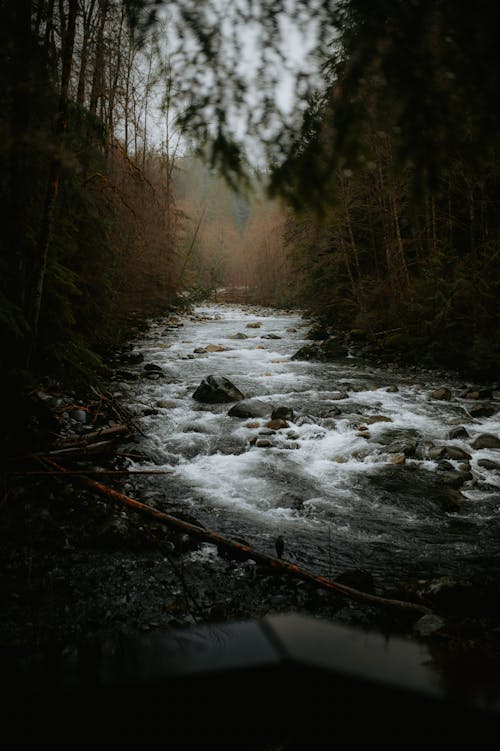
[119,304,500,588]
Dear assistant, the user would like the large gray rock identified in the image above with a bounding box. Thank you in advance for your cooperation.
[192,375,245,403]
[228,399,270,418]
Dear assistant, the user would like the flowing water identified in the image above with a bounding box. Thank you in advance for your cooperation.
[120,304,500,588]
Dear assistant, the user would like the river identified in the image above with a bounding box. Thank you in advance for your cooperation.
[119,303,500,589]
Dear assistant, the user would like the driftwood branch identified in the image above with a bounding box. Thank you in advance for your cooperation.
[42,458,431,616]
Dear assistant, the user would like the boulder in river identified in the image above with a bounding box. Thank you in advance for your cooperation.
[144,363,163,372]
[271,406,294,421]
[229,332,248,340]
[429,387,452,400]
[192,375,245,403]
[469,403,496,418]
[228,399,270,418]
[245,322,261,328]
[478,458,500,471]
[471,433,500,450]
[448,426,469,440]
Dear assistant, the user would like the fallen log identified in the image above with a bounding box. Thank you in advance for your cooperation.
[40,457,432,616]
[41,440,119,458]
[53,423,131,448]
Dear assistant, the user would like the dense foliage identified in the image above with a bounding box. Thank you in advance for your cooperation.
[2,0,499,393]
[0,0,181,393]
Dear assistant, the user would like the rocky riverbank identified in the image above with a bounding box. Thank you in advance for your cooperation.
[2,307,500,682]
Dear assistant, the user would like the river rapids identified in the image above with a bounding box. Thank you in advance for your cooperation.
[119,304,500,589]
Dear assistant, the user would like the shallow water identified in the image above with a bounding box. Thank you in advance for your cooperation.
[120,304,500,588]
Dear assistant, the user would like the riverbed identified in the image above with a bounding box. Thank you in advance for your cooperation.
[119,303,500,591]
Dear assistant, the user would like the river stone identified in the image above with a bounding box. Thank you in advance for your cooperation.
[255,438,272,447]
[192,375,245,403]
[262,333,281,339]
[271,406,295,421]
[448,426,469,440]
[365,415,393,424]
[469,403,496,418]
[144,363,163,372]
[471,433,500,449]
[306,323,329,340]
[246,322,261,328]
[205,344,226,352]
[443,446,472,460]
[227,399,270,418]
[265,419,289,430]
[291,344,321,361]
[229,332,248,339]
[437,460,454,472]
[430,387,452,400]
[385,385,399,393]
[391,453,406,464]
[427,446,447,460]
[478,458,500,471]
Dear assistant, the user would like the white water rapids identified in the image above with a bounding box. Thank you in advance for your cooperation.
[118,304,500,587]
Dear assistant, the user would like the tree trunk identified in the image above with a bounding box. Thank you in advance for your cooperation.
[28,0,78,344]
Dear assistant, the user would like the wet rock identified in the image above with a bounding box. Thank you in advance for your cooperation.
[448,426,469,440]
[387,439,418,457]
[205,344,226,352]
[391,453,406,464]
[365,415,393,424]
[255,439,273,448]
[385,385,399,393]
[460,387,493,400]
[265,419,289,430]
[430,387,452,400]
[469,403,496,418]
[330,391,349,400]
[228,399,270,418]
[427,446,447,460]
[262,333,281,340]
[477,458,500,471]
[245,322,261,328]
[271,406,294,421]
[144,363,163,372]
[436,460,454,472]
[192,375,245,403]
[471,433,500,450]
[291,344,322,361]
[444,446,472,461]
[193,347,207,354]
[142,408,159,416]
[228,332,248,339]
